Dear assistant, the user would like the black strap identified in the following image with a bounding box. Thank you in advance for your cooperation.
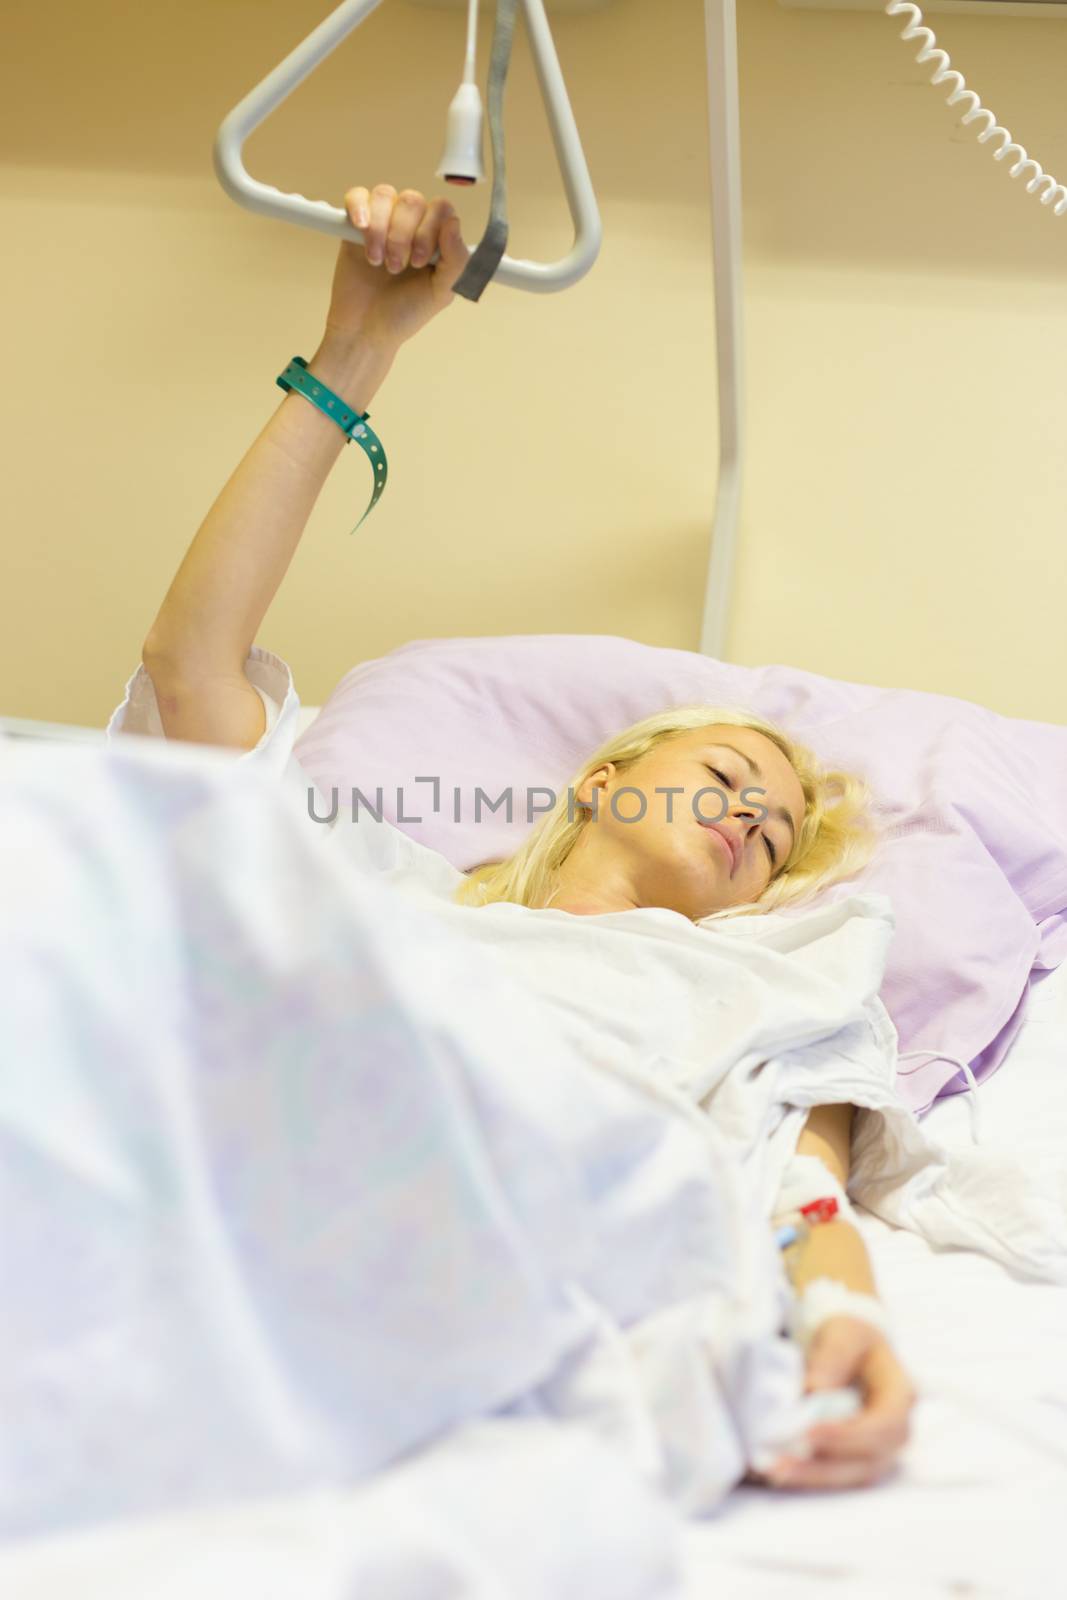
[452,0,519,303]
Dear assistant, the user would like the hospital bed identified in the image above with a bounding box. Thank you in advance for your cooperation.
[8,0,1064,1576]
[3,709,1062,1598]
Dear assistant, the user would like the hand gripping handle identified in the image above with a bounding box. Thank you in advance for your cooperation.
[212,0,603,294]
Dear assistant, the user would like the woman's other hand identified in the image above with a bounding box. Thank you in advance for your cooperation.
[755,1316,918,1490]
[324,183,471,351]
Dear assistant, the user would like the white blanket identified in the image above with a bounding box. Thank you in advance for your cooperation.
[0,732,1061,1574]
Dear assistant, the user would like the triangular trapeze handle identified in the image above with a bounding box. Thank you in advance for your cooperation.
[213,0,602,294]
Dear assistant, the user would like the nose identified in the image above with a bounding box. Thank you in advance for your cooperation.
[727,802,765,848]
[729,800,761,827]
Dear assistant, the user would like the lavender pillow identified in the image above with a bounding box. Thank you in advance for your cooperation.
[293,634,1067,1114]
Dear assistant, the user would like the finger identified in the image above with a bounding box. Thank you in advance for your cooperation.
[410,197,455,268]
[808,1402,912,1460]
[432,212,470,295]
[384,188,429,274]
[364,183,398,267]
[770,1452,895,1492]
[808,1413,910,1461]
[343,185,371,232]
[808,1355,917,1460]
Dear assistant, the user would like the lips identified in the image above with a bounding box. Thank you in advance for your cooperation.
[700,821,739,874]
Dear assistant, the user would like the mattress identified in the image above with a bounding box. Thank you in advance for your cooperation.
[3,799,1063,1598]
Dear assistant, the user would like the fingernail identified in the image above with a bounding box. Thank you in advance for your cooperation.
[386,255,401,272]
[367,247,382,265]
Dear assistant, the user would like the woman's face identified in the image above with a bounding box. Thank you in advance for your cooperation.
[549,724,808,920]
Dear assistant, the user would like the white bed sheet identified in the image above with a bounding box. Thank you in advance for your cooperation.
[4,722,1064,1598]
[681,955,1067,1599]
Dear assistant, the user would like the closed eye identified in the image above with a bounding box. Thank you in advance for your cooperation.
[707,764,777,869]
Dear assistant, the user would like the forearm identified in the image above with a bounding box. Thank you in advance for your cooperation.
[785,1102,877,1298]
[143,330,398,677]
[784,1216,878,1299]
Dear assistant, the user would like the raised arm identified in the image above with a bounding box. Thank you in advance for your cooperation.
[140,184,469,751]
[141,334,396,750]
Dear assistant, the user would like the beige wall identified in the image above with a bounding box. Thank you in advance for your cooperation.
[3,0,1065,728]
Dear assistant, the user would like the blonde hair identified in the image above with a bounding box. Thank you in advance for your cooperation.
[451,703,881,924]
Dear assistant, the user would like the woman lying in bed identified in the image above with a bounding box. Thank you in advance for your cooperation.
[133,183,916,1492]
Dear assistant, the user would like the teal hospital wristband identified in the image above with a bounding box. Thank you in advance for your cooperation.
[276,355,388,533]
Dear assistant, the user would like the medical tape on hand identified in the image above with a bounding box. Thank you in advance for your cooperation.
[771,1152,855,1229]
[787,1277,891,1352]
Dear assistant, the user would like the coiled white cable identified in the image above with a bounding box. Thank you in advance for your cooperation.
[886,0,1067,217]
